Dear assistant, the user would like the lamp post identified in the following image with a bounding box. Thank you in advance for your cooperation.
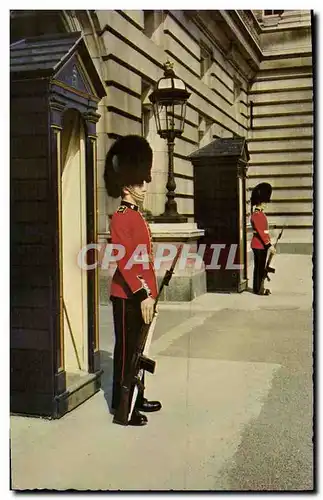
[149,61,191,223]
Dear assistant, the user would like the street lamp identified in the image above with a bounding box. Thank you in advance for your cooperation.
[149,61,191,223]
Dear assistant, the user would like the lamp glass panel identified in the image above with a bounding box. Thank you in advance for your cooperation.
[154,102,186,136]
[153,102,162,134]
[166,103,176,132]
[158,78,172,90]
[179,101,187,132]
[173,78,186,90]
[155,103,168,136]
[150,83,188,137]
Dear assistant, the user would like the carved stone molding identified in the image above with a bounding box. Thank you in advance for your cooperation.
[83,110,101,124]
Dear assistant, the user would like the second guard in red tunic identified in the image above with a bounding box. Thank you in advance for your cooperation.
[250,182,276,295]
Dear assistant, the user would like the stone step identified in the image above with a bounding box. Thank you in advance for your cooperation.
[252,101,313,116]
[274,188,312,200]
[174,156,194,177]
[164,32,201,76]
[181,121,198,144]
[177,197,194,217]
[121,9,143,28]
[104,58,142,95]
[248,176,312,188]
[175,137,197,158]
[253,114,313,128]
[248,163,313,176]
[259,55,312,72]
[106,110,141,138]
[257,68,312,81]
[251,76,313,93]
[270,201,313,213]
[105,86,142,119]
[269,227,313,244]
[246,187,313,200]
[250,151,313,164]
[248,126,313,140]
[248,139,313,153]
[255,72,313,84]
[247,200,313,213]
[265,214,313,227]
[247,224,312,240]
[249,88,313,104]
[247,229,313,251]
[164,14,200,59]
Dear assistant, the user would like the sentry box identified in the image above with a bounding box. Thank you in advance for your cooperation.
[189,137,250,293]
[10,33,105,418]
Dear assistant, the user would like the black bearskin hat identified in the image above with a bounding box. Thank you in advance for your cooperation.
[104,135,153,198]
[251,182,272,207]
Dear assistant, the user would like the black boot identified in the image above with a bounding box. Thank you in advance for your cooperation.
[136,397,162,413]
[128,408,148,426]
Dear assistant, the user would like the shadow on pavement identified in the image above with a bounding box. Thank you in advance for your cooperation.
[220,366,313,491]
[100,350,114,415]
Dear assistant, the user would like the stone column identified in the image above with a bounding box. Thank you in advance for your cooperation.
[150,223,206,301]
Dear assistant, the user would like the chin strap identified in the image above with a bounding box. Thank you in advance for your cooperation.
[126,186,145,205]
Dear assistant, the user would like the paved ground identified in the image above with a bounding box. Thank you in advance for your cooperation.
[10,254,314,491]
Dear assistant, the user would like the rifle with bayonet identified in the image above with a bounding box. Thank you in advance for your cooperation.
[113,245,183,426]
[262,225,284,284]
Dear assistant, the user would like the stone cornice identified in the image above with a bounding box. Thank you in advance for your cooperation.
[187,10,258,80]
[194,10,312,72]
[236,10,262,45]
[259,10,312,31]
[60,9,83,33]
[218,10,263,65]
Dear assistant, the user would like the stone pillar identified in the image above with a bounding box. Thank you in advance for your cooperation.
[149,223,206,301]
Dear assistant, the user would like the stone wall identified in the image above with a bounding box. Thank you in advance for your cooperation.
[90,10,254,230]
[248,10,313,251]
[67,8,312,278]
[11,9,313,252]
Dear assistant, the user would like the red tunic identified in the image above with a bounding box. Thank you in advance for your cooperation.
[109,201,158,300]
[250,208,271,250]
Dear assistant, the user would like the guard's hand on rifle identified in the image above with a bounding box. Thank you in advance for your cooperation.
[141,297,155,324]
[269,245,276,255]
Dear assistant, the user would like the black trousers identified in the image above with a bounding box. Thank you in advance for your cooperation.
[111,296,145,412]
[252,248,268,294]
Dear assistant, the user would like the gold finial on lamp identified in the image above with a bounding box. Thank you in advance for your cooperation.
[163,60,175,76]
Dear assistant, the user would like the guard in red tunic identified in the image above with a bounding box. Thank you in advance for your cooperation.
[104,135,161,426]
[250,182,276,295]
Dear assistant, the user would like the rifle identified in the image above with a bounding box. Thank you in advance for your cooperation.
[262,225,284,283]
[113,244,183,426]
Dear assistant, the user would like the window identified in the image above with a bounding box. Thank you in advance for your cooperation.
[263,10,284,16]
[198,115,212,144]
[233,78,242,102]
[200,44,212,78]
[198,115,203,142]
[141,107,151,138]
[143,10,155,38]
[141,80,152,138]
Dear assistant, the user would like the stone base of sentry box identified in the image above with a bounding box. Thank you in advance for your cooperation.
[10,370,103,419]
[156,268,207,301]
